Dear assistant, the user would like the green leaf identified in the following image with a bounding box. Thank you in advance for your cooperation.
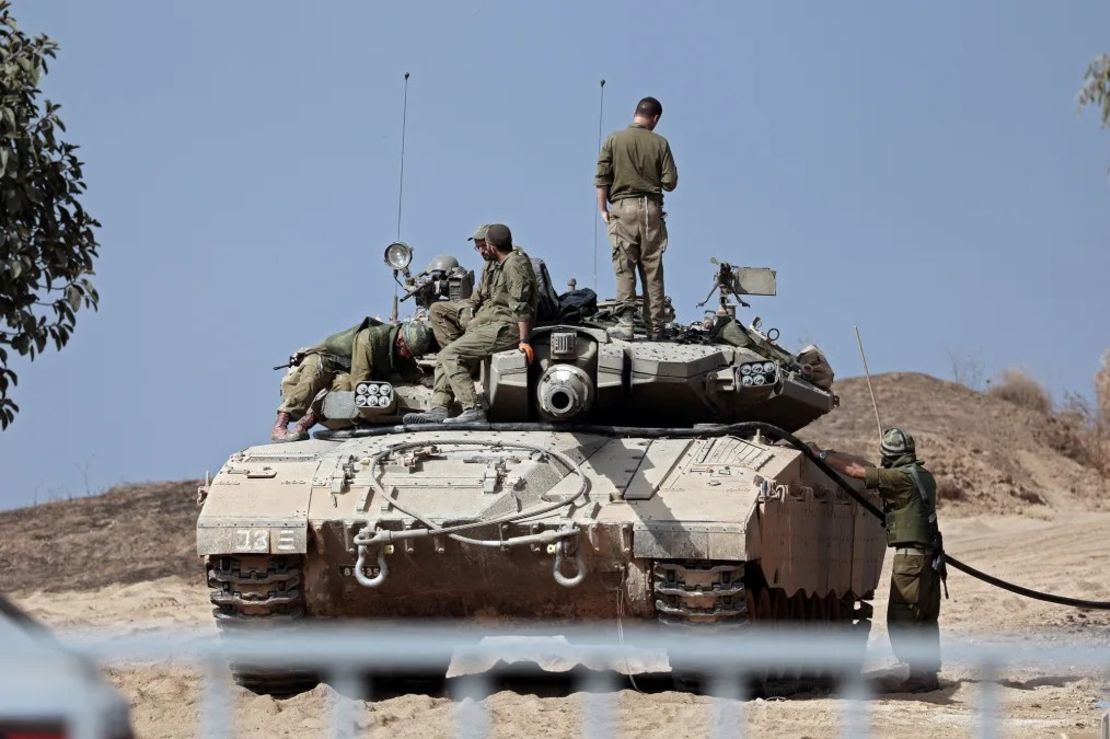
[0,3,100,427]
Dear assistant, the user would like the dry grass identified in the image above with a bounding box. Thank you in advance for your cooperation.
[987,368,1053,415]
[1097,350,1110,433]
[935,476,966,502]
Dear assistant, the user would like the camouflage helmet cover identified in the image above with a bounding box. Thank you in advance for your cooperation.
[424,254,460,273]
[400,321,433,357]
[880,427,916,459]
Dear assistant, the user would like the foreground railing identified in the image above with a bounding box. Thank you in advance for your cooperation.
[3,623,1108,739]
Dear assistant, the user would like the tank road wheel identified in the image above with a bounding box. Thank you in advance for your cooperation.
[207,554,318,696]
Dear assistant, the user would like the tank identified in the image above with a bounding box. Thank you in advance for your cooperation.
[197,252,886,694]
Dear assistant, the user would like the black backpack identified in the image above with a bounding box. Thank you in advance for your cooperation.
[555,288,598,324]
[530,258,561,323]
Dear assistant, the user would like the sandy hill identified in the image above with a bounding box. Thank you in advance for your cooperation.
[0,480,204,593]
[1,372,1104,594]
[807,372,1107,514]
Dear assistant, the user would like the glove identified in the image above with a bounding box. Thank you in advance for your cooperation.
[518,342,535,365]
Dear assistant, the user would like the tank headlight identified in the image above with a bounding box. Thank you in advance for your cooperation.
[763,362,776,373]
[752,374,766,386]
[740,364,753,375]
[384,241,413,270]
[741,374,754,386]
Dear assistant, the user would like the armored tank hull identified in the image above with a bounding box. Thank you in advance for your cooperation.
[199,330,885,694]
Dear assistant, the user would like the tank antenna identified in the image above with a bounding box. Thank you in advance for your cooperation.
[396,72,411,242]
[854,325,885,445]
[392,72,411,324]
[593,79,606,290]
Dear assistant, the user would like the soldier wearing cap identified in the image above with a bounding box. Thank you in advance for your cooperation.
[272,319,433,442]
[427,224,498,351]
[814,428,944,693]
[404,223,538,425]
[595,96,678,341]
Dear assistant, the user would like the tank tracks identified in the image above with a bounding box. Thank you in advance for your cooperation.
[207,554,318,696]
[652,560,873,694]
[653,562,749,627]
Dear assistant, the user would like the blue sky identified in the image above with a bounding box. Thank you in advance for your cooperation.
[1,1,1107,508]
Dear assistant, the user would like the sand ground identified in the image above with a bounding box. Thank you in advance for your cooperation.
[14,511,1110,739]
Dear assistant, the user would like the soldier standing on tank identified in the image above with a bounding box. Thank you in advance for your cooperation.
[814,428,944,693]
[272,319,434,442]
[595,96,678,341]
[427,224,496,350]
[404,223,538,425]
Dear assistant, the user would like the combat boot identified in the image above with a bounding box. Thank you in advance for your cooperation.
[403,406,449,425]
[448,406,488,423]
[606,311,634,341]
[271,411,293,442]
[288,410,317,441]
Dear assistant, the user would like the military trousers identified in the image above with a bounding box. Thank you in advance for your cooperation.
[428,300,473,351]
[607,196,668,333]
[887,550,942,676]
[277,354,351,419]
[431,321,518,410]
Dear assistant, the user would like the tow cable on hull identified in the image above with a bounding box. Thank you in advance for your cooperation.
[321,421,1110,609]
[350,438,588,589]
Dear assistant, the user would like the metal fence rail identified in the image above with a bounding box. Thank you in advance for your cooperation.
[3,624,1108,739]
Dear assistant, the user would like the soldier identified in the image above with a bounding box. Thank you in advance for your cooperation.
[595,96,678,341]
[814,428,943,693]
[272,319,434,442]
[427,224,496,350]
[404,223,538,425]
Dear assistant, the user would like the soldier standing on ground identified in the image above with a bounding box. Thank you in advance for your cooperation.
[813,428,943,693]
[427,224,496,351]
[272,319,433,442]
[404,223,538,425]
[595,96,678,341]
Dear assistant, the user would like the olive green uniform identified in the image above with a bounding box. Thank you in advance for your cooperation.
[431,249,538,410]
[864,463,942,677]
[595,122,678,334]
[278,321,418,419]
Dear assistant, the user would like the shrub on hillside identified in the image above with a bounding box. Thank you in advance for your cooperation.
[935,476,965,502]
[987,368,1052,415]
[1097,350,1110,433]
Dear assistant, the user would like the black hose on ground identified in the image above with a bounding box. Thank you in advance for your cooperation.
[316,419,1110,610]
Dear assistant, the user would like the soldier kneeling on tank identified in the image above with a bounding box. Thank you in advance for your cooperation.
[273,319,434,442]
[404,223,538,425]
[813,428,945,694]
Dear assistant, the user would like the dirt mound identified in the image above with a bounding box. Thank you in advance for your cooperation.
[807,372,1107,515]
[0,480,202,594]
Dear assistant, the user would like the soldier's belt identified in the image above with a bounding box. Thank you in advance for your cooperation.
[895,546,931,556]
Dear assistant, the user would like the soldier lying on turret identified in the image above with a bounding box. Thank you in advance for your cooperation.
[272,319,434,442]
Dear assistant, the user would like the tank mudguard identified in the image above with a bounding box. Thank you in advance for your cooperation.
[196,445,321,556]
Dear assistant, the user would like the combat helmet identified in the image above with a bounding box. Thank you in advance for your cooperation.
[880,427,916,466]
[401,321,434,356]
[424,255,460,274]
